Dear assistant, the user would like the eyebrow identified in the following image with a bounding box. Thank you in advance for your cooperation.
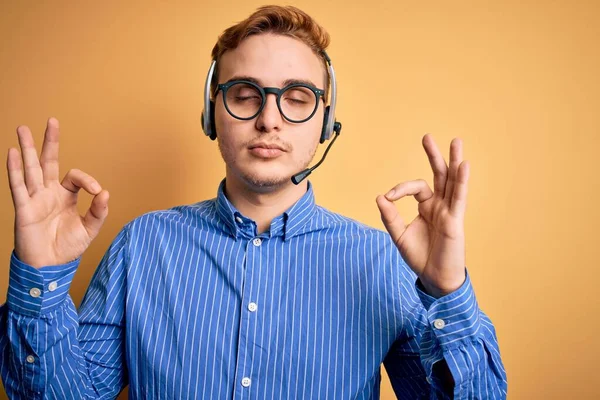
[224,75,322,89]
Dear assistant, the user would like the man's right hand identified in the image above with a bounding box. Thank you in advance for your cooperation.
[6,117,110,268]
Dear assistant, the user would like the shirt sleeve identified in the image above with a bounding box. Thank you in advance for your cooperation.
[384,257,508,399]
[0,226,130,399]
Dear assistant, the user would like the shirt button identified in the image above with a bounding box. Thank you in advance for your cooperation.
[26,355,35,363]
[241,377,251,387]
[252,238,262,247]
[48,281,58,292]
[248,302,258,312]
[433,319,446,329]
[29,288,41,298]
[235,216,243,224]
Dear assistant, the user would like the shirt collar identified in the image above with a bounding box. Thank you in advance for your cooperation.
[215,178,317,241]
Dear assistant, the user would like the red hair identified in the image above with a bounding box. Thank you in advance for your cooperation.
[210,5,331,96]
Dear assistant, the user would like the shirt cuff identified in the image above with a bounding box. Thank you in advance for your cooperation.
[415,269,481,347]
[6,251,81,317]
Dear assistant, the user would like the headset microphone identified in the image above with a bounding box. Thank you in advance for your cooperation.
[291,121,342,185]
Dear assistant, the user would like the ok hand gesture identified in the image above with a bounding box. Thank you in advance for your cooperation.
[376,135,469,297]
[7,118,109,268]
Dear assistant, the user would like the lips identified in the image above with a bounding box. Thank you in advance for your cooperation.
[247,142,287,159]
[248,142,286,151]
[248,146,285,159]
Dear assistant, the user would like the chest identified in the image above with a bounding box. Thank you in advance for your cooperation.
[123,234,401,399]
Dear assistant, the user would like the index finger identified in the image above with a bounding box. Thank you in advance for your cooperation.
[39,117,60,184]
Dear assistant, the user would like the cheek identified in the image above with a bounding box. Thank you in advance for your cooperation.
[214,101,230,136]
[286,123,322,164]
[214,104,249,147]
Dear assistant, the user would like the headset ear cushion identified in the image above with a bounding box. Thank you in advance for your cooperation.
[209,100,217,141]
[320,106,330,144]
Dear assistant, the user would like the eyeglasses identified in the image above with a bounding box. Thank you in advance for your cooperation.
[216,80,325,123]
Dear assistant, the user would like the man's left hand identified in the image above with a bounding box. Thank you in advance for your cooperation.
[376,134,469,298]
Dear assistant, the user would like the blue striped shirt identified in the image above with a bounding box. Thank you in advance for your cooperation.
[1,180,507,399]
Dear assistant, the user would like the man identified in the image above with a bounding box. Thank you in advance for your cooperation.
[0,5,507,399]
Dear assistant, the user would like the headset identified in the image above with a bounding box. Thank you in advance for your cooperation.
[200,50,343,184]
[201,51,341,143]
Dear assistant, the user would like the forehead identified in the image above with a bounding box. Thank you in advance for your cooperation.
[218,33,325,87]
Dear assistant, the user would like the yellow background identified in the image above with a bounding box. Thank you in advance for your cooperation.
[1,1,599,398]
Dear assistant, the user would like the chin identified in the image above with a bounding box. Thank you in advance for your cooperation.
[242,172,291,189]
[236,166,297,190]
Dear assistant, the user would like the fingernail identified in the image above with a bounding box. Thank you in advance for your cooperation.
[385,189,395,198]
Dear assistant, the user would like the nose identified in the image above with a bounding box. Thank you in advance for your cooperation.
[255,93,282,133]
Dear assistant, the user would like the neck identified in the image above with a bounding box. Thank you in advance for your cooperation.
[224,171,308,235]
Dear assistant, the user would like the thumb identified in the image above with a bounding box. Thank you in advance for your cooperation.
[83,189,110,240]
[376,194,406,242]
